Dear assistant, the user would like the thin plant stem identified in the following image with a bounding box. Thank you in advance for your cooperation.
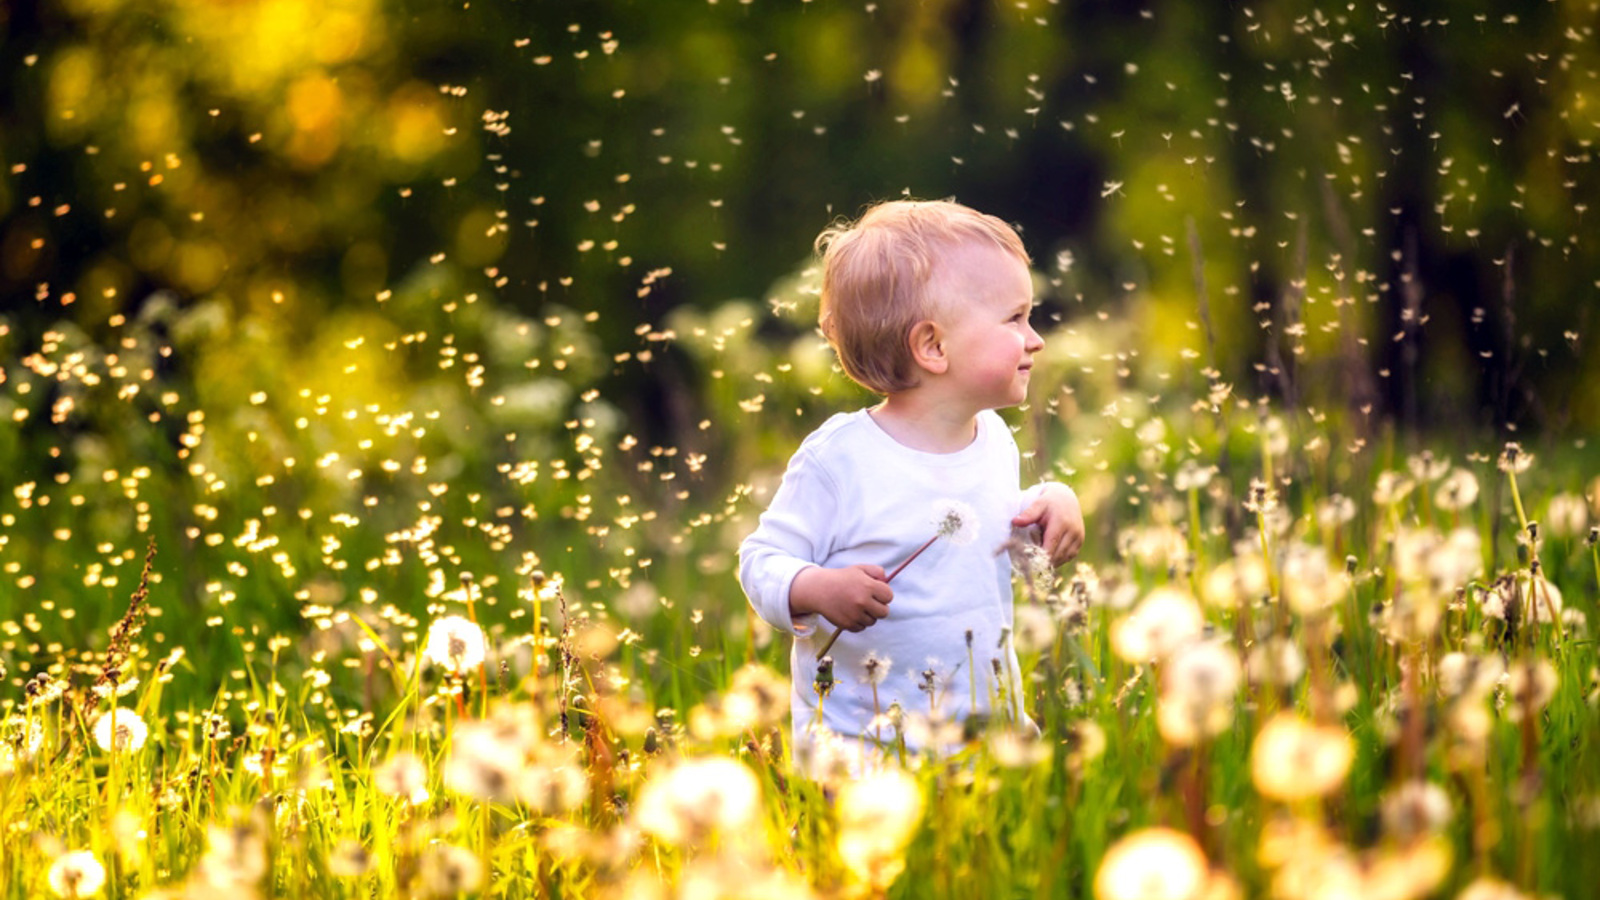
[816,532,940,660]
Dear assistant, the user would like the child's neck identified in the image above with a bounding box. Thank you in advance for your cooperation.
[870,392,980,454]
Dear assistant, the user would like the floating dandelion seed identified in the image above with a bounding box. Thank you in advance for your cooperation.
[817,499,977,658]
[1093,827,1208,900]
[93,708,147,753]
[423,614,486,673]
[47,850,105,899]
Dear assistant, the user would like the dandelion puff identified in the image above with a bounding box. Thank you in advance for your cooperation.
[443,719,525,802]
[328,840,371,878]
[1093,827,1208,900]
[416,842,483,899]
[1012,604,1056,654]
[1435,468,1480,511]
[373,751,430,804]
[931,498,979,546]
[1158,639,1242,746]
[423,615,487,673]
[1457,878,1532,900]
[1315,493,1356,529]
[93,708,147,753]
[1381,780,1453,840]
[47,850,105,899]
[860,650,893,686]
[1251,714,1353,801]
[1545,492,1588,538]
[1496,442,1532,474]
[1111,587,1203,663]
[199,820,269,887]
[837,769,925,888]
[634,757,761,846]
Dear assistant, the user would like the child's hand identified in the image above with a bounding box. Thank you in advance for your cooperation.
[1012,482,1084,567]
[789,564,894,632]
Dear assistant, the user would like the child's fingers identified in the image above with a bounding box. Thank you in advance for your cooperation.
[1010,498,1046,527]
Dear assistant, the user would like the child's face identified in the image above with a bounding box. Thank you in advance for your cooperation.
[929,241,1043,411]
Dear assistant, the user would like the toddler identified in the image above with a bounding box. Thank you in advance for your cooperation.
[739,199,1083,770]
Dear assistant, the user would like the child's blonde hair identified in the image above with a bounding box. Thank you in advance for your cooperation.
[815,199,1029,395]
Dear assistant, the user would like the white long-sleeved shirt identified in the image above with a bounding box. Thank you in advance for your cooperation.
[739,408,1033,765]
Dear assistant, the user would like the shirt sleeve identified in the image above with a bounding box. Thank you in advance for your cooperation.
[738,445,839,636]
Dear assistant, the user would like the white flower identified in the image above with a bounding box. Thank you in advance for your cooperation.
[443,718,527,802]
[1159,640,1242,747]
[1546,493,1589,538]
[1280,543,1343,615]
[837,769,925,887]
[374,751,430,804]
[93,708,148,753]
[1247,637,1306,687]
[1012,604,1056,655]
[1315,493,1357,528]
[634,757,761,846]
[1093,827,1208,900]
[417,842,483,898]
[931,499,979,546]
[47,850,105,898]
[1111,587,1204,663]
[860,651,893,686]
[199,821,269,887]
[1251,714,1353,801]
[423,615,486,673]
[1381,780,1453,840]
[1435,468,1480,511]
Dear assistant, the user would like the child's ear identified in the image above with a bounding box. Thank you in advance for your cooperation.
[908,320,949,374]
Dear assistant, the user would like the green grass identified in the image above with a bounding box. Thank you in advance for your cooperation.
[2,297,1598,899]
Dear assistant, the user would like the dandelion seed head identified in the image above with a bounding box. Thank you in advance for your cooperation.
[1315,493,1357,529]
[837,769,924,887]
[1545,492,1588,538]
[1111,586,1203,663]
[931,498,979,546]
[1435,468,1480,511]
[1247,636,1306,687]
[634,757,761,846]
[1496,442,1532,474]
[47,850,105,899]
[373,751,430,804]
[423,614,486,673]
[1372,470,1415,506]
[417,843,483,899]
[1093,827,1208,900]
[1381,780,1453,840]
[93,708,148,753]
[199,819,269,888]
[860,650,892,686]
[1012,604,1056,654]
[1251,714,1353,801]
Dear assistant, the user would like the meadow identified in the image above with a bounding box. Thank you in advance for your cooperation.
[4,2,1600,898]
[1,277,1597,899]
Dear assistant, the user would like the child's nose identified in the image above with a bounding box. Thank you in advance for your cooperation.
[1025,324,1044,352]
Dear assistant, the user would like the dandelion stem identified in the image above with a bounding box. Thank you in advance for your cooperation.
[816,533,940,660]
[1507,470,1529,535]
